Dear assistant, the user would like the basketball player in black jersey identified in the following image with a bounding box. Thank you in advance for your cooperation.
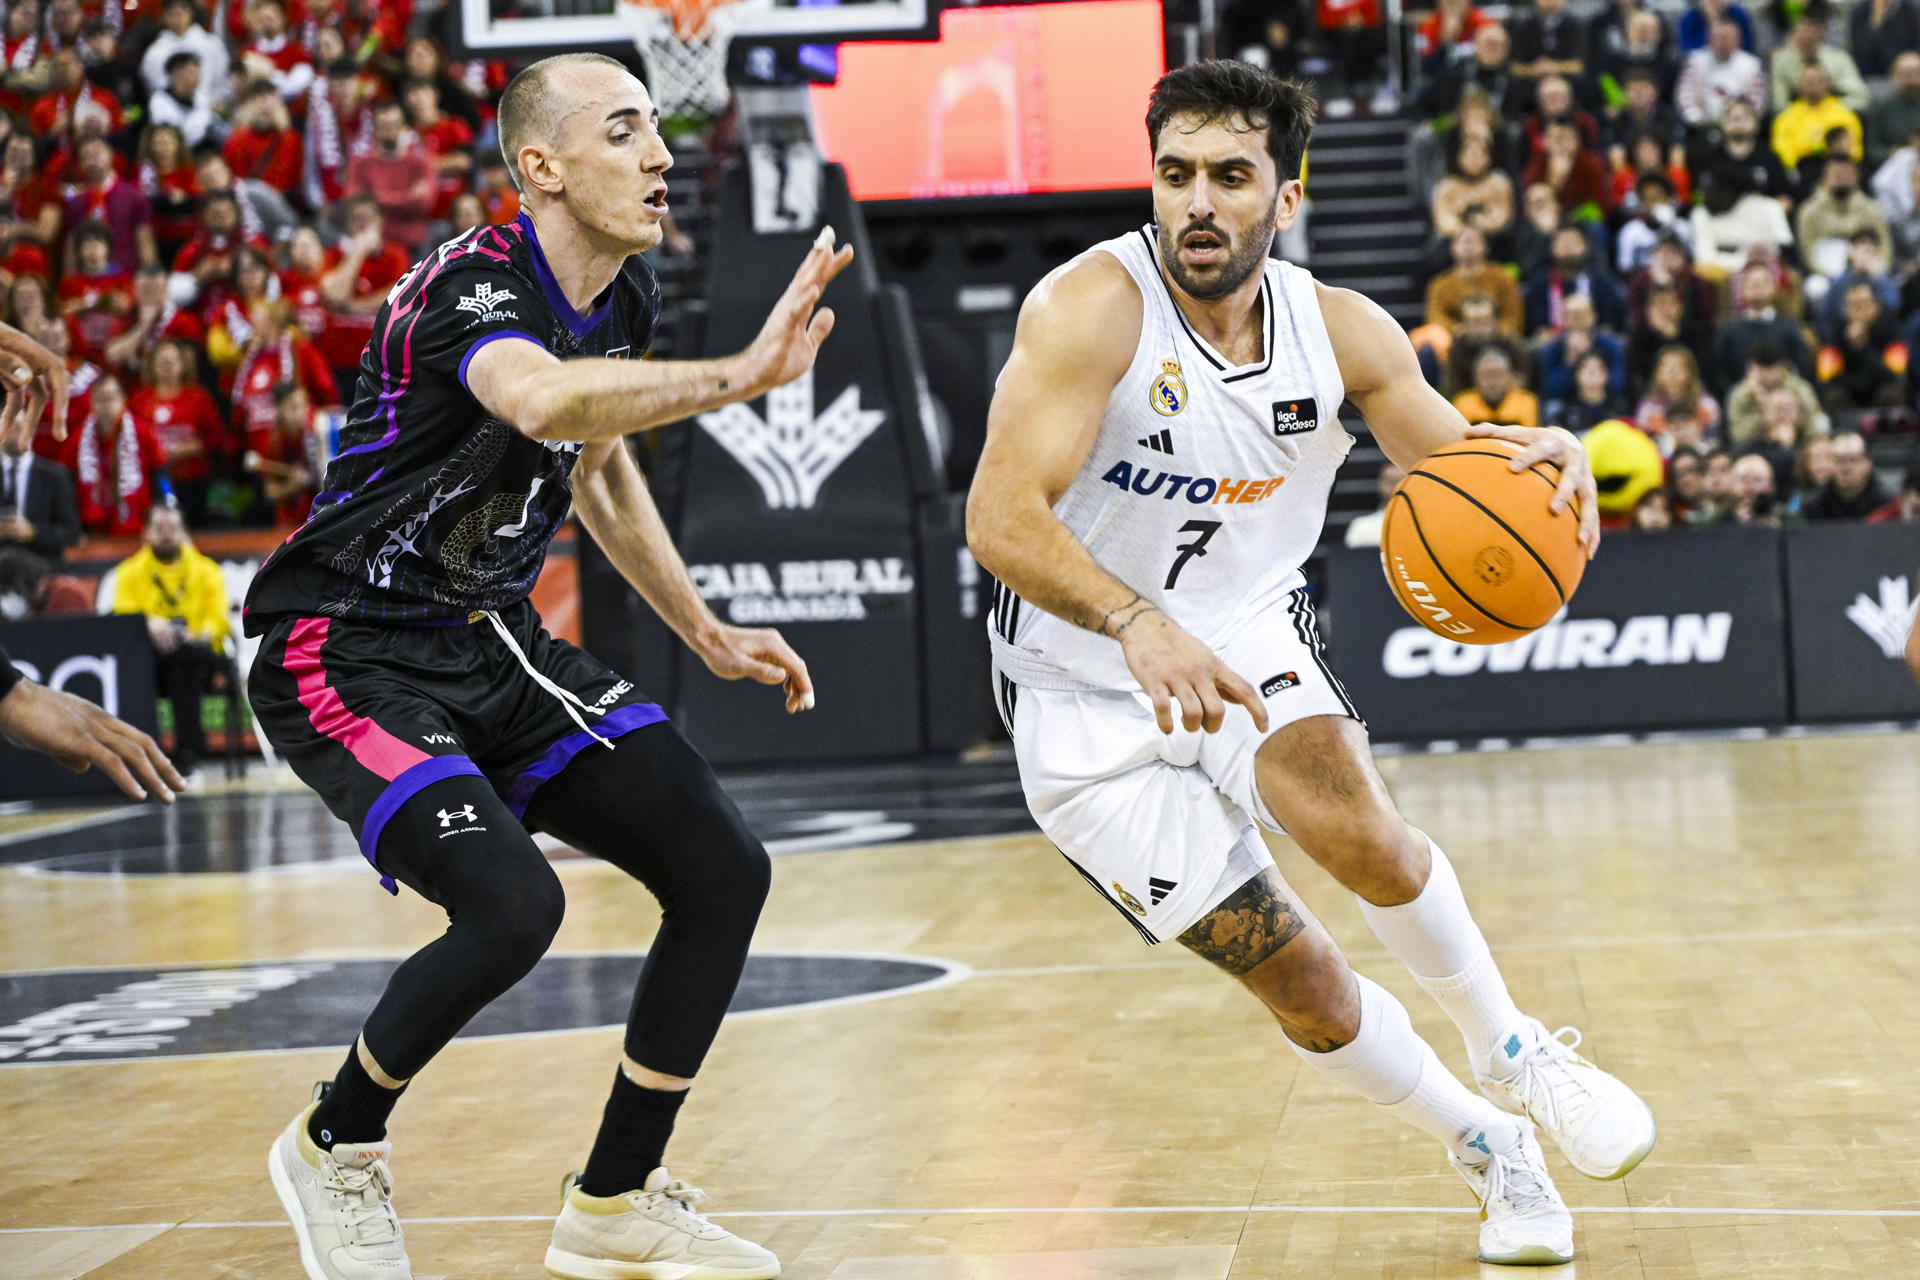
[249,54,853,1280]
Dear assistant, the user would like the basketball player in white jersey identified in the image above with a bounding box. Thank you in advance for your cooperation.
[968,62,1656,1266]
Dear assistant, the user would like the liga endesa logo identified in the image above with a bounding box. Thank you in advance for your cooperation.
[1383,610,1734,677]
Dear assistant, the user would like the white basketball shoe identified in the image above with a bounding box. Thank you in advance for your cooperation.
[545,1167,781,1280]
[1479,1018,1658,1180]
[1450,1126,1575,1266]
[266,1100,413,1280]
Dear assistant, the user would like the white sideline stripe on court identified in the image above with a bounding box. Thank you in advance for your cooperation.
[8,1205,1920,1235]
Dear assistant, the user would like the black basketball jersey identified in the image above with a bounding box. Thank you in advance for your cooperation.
[243,212,659,634]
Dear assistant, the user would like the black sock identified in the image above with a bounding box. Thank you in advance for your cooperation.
[579,1069,688,1197]
[308,1046,406,1149]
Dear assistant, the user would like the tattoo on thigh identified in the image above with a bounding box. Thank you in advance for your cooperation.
[1177,871,1307,976]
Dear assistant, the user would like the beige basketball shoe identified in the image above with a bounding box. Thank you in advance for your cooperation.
[545,1167,780,1280]
[1479,1018,1658,1180]
[266,1100,413,1280]
[1449,1126,1575,1266]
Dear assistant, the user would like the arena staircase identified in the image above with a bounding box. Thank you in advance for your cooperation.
[1305,106,1429,550]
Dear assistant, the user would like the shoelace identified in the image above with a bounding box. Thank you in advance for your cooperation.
[324,1157,400,1247]
[481,609,614,748]
[1484,1143,1558,1218]
[1508,1025,1593,1133]
[650,1178,711,1216]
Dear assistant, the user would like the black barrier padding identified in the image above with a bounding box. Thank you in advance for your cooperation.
[1324,526,1791,739]
[662,163,924,764]
[1783,523,1920,722]
[916,494,997,753]
[0,615,159,801]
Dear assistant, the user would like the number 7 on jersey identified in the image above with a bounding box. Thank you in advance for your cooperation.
[1165,520,1221,590]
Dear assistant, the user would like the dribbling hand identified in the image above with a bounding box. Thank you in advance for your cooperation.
[741,227,856,397]
[1114,606,1268,735]
[1462,422,1601,557]
[697,624,817,715]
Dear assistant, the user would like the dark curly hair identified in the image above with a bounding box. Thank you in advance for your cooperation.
[1145,60,1316,182]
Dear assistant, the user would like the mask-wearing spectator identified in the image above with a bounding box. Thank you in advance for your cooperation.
[1803,431,1892,519]
[108,502,229,772]
[1453,344,1541,426]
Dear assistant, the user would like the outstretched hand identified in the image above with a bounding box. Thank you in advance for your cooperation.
[697,624,816,715]
[741,228,856,397]
[0,321,67,453]
[0,679,184,802]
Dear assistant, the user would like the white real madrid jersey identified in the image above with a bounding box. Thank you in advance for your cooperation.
[989,225,1352,692]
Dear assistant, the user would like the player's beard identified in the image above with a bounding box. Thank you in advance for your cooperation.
[1155,200,1278,301]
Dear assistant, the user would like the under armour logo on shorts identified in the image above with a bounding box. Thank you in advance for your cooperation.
[438,806,477,828]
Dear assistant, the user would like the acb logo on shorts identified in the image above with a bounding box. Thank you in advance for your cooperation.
[1112,881,1149,916]
[1150,357,1187,417]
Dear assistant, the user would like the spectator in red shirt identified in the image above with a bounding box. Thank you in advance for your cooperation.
[402,76,473,221]
[0,220,50,290]
[1521,119,1616,218]
[1522,75,1602,163]
[223,81,303,199]
[230,297,337,449]
[402,34,482,132]
[64,373,167,536]
[139,122,202,262]
[1,134,64,252]
[245,379,320,524]
[474,153,521,225]
[303,55,372,207]
[0,0,47,119]
[61,134,157,273]
[131,338,224,524]
[1318,0,1386,96]
[1418,0,1491,67]
[170,190,266,309]
[56,221,134,361]
[277,224,332,346]
[104,262,206,374]
[345,98,436,252]
[318,194,409,385]
[30,48,121,144]
[237,0,314,108]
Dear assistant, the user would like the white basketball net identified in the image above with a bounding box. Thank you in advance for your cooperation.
[621,0,737,118]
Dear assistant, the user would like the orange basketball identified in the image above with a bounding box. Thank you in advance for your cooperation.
[1378,438,1585,645]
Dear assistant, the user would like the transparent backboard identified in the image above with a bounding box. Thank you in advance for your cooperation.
[454,0,936,55]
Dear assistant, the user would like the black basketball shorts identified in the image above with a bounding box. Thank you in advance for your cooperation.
[247,599,667,893]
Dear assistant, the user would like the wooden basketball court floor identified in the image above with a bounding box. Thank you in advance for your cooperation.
[2,726,1917,1279]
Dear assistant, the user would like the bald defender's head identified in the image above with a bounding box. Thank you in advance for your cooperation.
[496,52,673,252]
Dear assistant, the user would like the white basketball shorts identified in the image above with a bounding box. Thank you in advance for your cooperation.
[995,586,1361,945]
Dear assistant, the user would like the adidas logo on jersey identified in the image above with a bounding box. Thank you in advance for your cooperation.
[1272,398,1319,436]
[1101,460,1285,506]
[1137,428,1174,454]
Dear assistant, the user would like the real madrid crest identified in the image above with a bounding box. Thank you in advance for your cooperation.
[1112,881,1149,916]
[1150,357,1187,417]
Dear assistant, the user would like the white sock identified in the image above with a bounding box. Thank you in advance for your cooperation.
[1287,974,1519,1162]
[1355,834,1526,1078]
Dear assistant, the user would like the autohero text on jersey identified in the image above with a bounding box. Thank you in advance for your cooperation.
[1100,461,1286,505]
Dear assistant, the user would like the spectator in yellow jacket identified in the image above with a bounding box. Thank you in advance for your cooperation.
[1772,64,1863,172]
[111,504,229,770]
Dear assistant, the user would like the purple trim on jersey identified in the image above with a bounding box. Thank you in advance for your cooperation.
[503,702,669,820]
[359,754,487,893]
[457,328,543,389]
[516,211,614,337]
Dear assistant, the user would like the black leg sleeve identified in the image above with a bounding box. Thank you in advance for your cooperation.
[356,775,567,1082]
[521,724,770,1080]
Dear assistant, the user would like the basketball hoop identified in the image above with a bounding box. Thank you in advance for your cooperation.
[619,0,739,124]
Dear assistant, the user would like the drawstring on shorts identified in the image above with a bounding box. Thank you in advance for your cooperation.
[479,609,616,749]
